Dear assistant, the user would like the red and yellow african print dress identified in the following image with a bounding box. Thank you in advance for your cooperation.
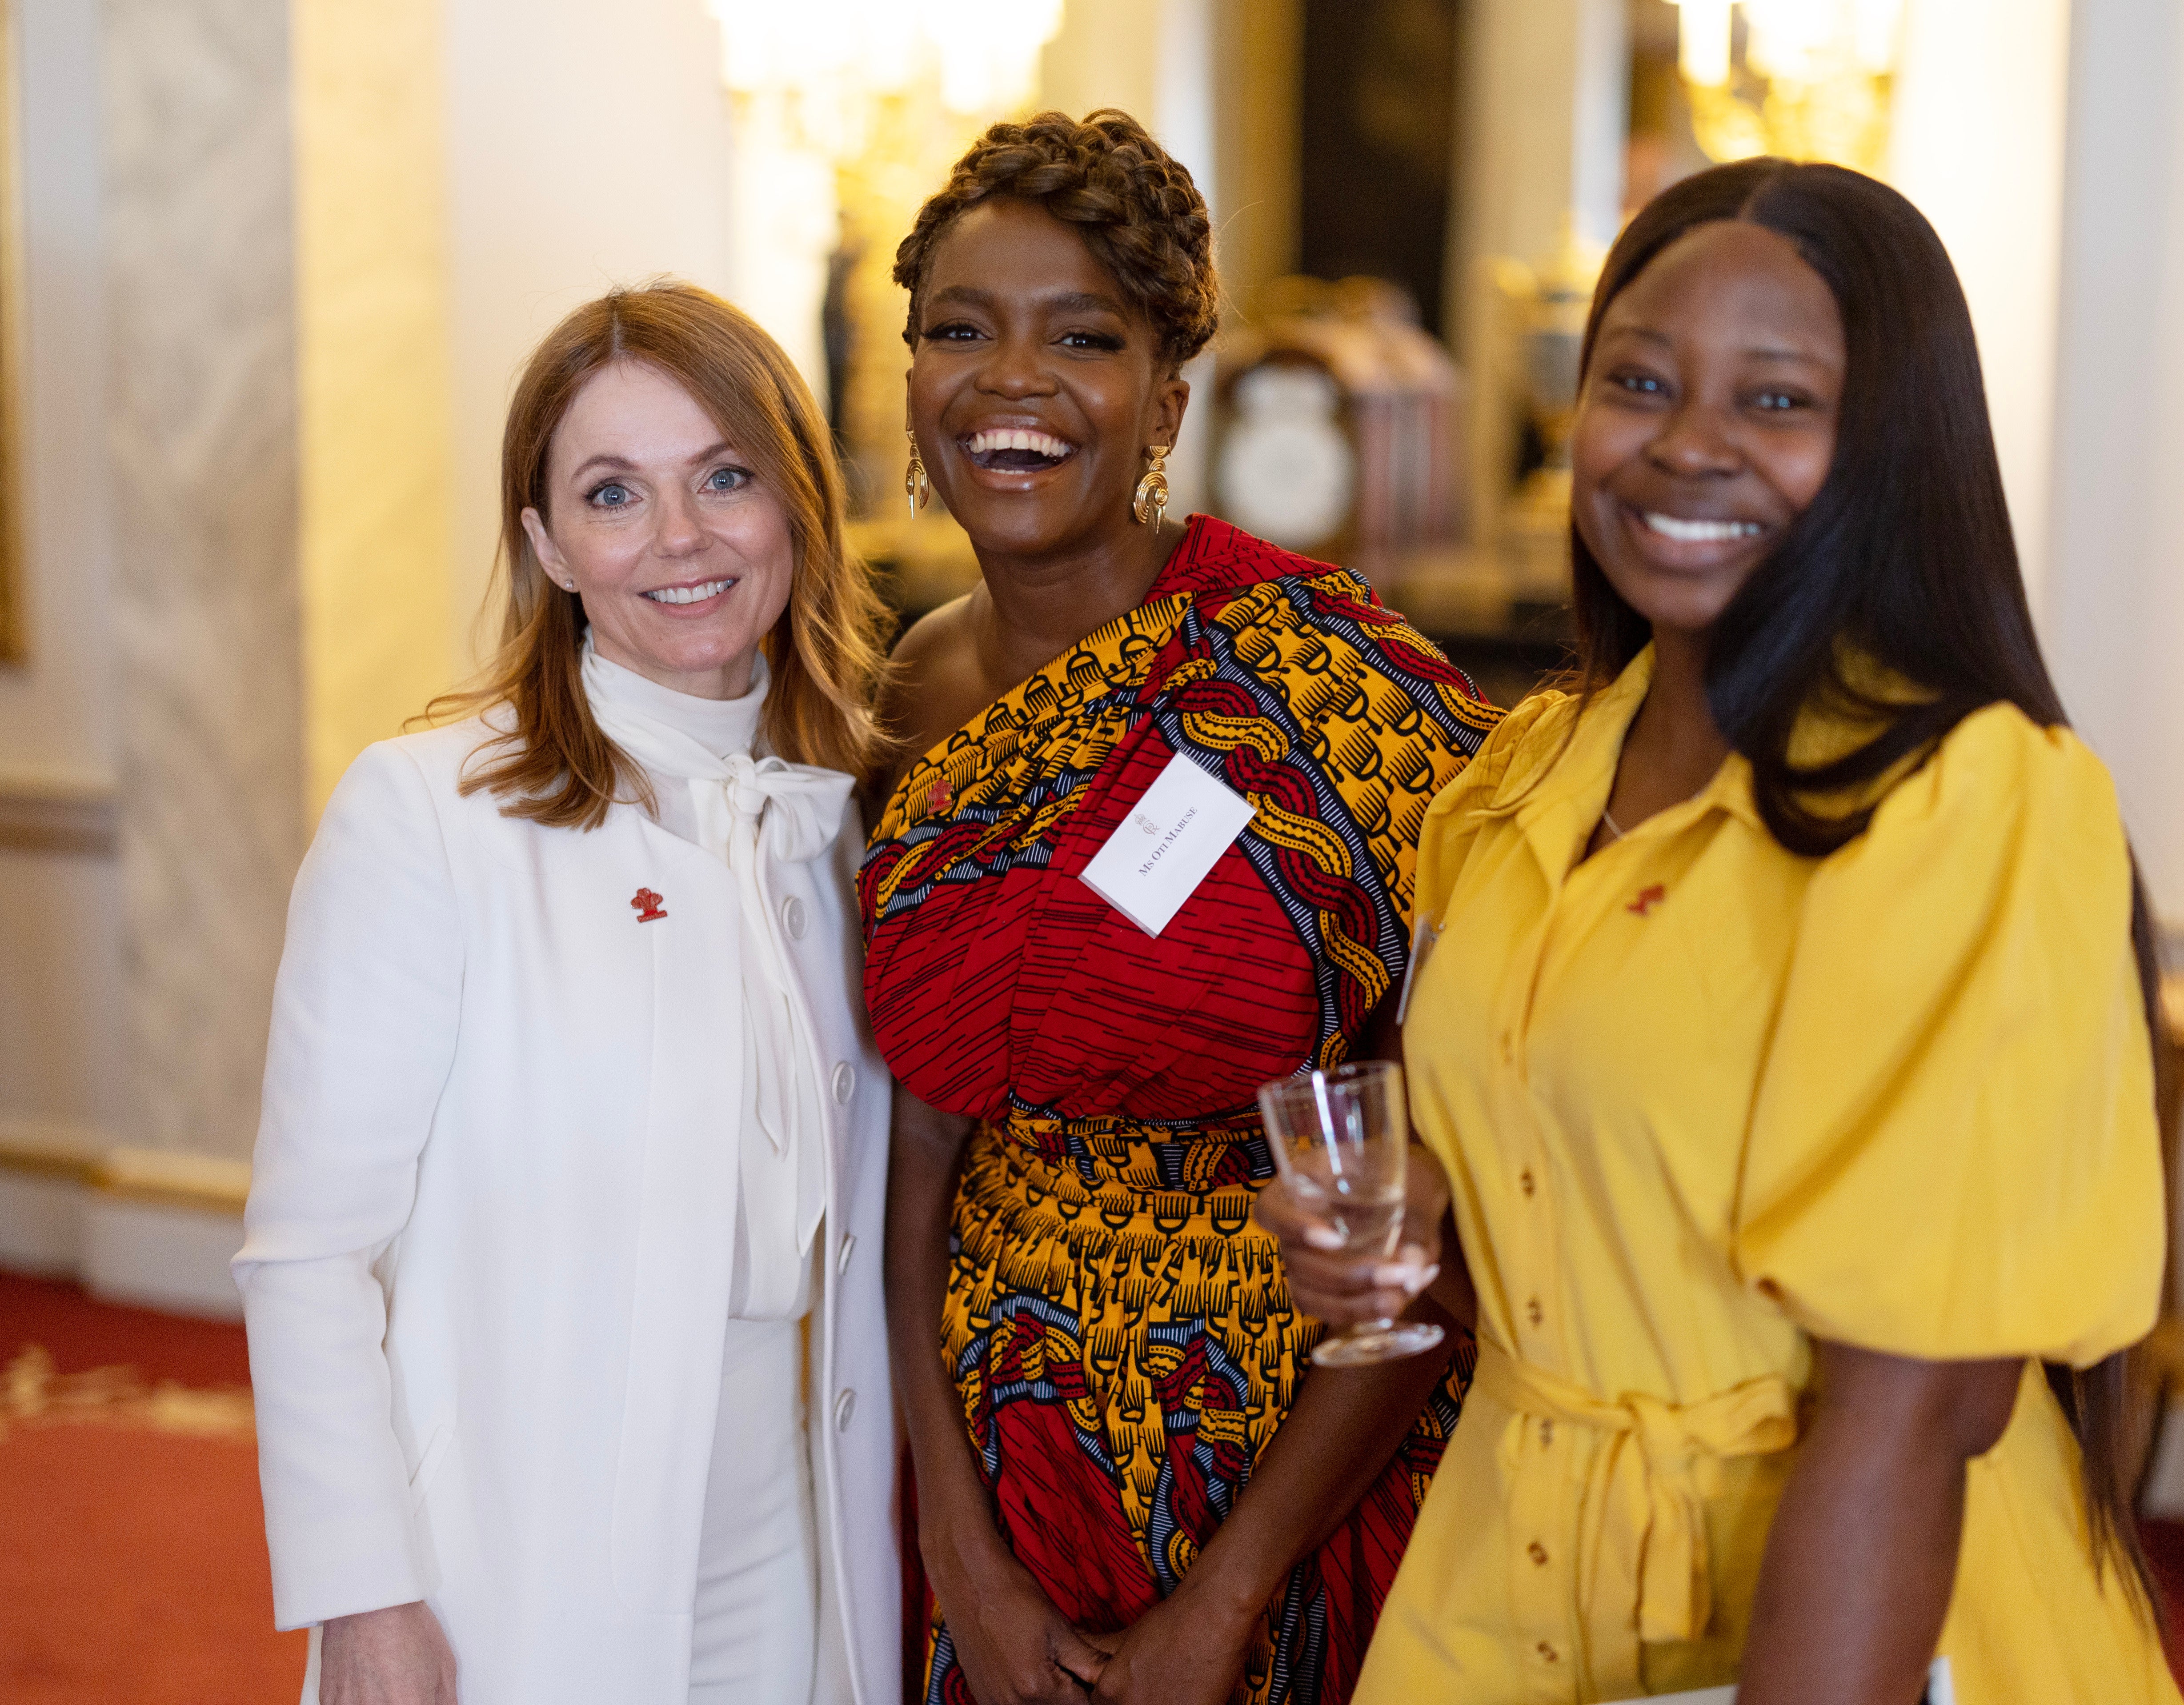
[861,516,1502,1705]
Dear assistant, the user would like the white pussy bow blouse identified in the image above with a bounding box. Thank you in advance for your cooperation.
[581,639,853,1318]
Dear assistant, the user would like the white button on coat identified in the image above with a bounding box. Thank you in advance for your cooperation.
[836,1233,856,1276]
[831,1062,856,1105]
[834,1389,856,1432]
[781,894,809,939]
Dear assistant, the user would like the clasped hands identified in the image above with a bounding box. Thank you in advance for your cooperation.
[933,1522,1262,1705]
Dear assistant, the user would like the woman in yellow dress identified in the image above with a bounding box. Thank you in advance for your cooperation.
[1258,159,2177,1703]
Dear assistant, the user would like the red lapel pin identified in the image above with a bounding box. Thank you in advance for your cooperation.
[631,887,668,923]
[1626,883,1667,917]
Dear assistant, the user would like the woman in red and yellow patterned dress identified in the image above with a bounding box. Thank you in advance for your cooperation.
[866,111,1501,1705]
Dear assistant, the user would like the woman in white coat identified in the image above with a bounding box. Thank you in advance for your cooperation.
[234,281,899,1705]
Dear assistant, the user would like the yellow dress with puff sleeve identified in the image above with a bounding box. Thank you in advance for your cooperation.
[1358,647,2176,1704]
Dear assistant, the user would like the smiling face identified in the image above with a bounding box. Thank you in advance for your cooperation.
[1571,220,1847,639]
[907,196,1188,562]
[521,359,794,699]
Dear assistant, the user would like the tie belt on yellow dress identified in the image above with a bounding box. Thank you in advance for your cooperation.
[1473,1341,1799,1678]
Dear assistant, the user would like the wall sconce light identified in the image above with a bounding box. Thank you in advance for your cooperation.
[1669,0,1903,173]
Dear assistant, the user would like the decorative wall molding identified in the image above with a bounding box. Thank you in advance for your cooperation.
[0,775,119,855]
[92,1144,250,1213]
[0,1116,105,1162]
[0,1125,246,1319]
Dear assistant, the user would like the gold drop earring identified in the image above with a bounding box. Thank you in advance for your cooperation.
[905,420,931,520]
[1133,444,1170,528]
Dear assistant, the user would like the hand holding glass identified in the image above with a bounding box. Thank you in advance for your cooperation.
[1257,1061,1445,1367]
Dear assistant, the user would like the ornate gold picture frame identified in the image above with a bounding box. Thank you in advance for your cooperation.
[0,5,23,664]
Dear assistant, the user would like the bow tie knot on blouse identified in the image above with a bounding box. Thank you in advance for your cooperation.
[581,643,854,1320]
[701,753,847,867]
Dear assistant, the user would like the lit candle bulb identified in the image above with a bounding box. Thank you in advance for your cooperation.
[1675,0,1735,89]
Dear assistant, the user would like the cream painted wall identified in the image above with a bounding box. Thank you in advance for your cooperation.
[1212,0,1299,313]
[441,0,736,671]
[1890,0,2073,617]
[1453,0,1627,547]
[0,0,121,1133]
[1041,0,1218,513]
[0,846,120,1127]
[294,0,457,818]
[0,0,116,791]
[1042,0,1218,186]
[1043,0,1162,124]
[1451,0,1628,353]
[720,97,834,406]
[1889,0,2184,925]
[2044,0,2184,927]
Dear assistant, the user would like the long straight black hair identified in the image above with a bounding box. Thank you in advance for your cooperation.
[1569,159,2167,1605]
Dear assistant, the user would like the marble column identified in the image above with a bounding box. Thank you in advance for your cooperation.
[104,0,303,1160]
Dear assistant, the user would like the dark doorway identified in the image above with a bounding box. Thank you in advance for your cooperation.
[1297,0,1461,335]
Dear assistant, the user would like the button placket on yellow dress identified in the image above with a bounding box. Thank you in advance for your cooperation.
[1489,836,1574,1697]
[1487,750,1776,1701]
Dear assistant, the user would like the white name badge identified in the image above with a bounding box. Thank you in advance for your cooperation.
[1605,1659,1952,1705]
[1079,749,1258,937]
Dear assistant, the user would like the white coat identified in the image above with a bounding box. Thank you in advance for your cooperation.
[233,713,898,1705]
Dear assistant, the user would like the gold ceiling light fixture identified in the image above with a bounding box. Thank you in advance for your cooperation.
[1670,0,1904,176]
[708,0,1064,153]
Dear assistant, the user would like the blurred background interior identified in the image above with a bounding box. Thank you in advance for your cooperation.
[0,1,2182,1697]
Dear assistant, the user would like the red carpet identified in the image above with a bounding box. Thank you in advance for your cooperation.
[0,1273,304,1704]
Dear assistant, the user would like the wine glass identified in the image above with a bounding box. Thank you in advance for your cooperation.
[1257,1060,1446,1367]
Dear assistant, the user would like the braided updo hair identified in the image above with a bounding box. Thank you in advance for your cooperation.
[894,108,1218,372]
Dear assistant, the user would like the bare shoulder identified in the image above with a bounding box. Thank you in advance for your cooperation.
[888,594,974,685]
[876,593,993,798]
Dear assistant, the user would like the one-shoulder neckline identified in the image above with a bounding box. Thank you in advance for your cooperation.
[886,516,1361,799]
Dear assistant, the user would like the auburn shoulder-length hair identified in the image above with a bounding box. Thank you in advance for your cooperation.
[434,280,891,828]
